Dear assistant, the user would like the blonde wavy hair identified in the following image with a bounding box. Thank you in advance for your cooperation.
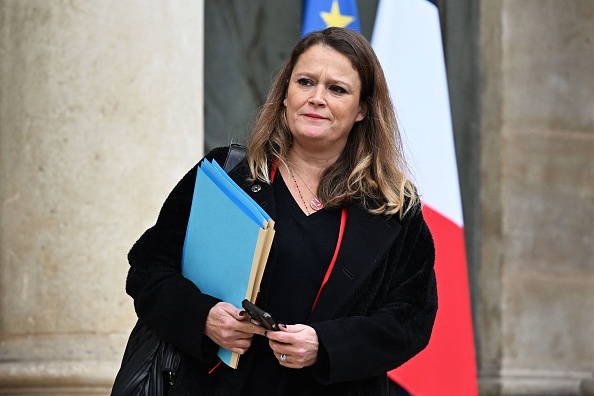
[247,27,418,217]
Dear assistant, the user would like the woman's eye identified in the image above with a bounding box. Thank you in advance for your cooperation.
[330,85,347,94]
[297,78,313,86]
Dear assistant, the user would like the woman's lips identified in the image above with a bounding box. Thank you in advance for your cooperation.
[303,113,326,119]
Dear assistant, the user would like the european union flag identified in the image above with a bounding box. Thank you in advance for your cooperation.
[301,0,361,37]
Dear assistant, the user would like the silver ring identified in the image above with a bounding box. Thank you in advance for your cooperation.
[280,353,287,363]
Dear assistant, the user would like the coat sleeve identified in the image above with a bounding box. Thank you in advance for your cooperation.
[125,147,229,363]
[310,207,437,384]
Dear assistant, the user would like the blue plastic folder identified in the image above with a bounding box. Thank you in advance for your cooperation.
[181,159,275,369]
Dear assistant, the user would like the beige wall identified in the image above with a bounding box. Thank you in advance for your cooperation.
[0,1,203,394]
[478,0,594,394]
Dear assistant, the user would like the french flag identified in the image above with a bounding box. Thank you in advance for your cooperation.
[371,1,478,395]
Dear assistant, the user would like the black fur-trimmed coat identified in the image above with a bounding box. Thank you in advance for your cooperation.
[125,147,437,395]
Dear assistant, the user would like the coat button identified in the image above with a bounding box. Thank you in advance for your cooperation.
[251,184,262,193]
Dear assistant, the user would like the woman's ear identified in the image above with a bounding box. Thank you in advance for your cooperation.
[356,102,368,122]
[283,98,287,107]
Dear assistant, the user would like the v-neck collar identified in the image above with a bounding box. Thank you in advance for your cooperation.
[275,170,327,221]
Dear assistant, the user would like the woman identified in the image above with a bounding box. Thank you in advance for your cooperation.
[126,27,437,395]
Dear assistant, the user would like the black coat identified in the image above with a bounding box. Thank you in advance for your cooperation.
[126,147,437,395]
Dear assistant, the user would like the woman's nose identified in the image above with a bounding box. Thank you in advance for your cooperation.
[308,86,326,106]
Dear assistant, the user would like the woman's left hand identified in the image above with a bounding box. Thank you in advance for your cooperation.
[266,324,319,369]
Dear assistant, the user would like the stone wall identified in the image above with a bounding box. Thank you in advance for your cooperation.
[0,1,203,394]
[477,0,594,394]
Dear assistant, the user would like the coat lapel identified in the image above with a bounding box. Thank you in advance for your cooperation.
[308,204,402,322]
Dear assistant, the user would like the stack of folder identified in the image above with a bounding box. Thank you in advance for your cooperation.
[181,159,275,369]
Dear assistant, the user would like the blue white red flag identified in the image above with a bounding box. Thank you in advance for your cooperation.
[372,1,478,395]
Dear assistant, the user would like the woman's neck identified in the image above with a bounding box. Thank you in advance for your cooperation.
[287,145,340,177]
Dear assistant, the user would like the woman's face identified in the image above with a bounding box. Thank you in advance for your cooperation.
[284,44,366,153]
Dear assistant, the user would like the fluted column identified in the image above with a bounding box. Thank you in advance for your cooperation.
[0,1,203,394]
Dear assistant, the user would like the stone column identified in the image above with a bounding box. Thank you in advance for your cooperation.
[0,1,203,394]
[478,0,594,394]
[477,0,506,393]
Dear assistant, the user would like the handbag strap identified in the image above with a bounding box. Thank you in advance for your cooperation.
[223,143,247,173]
[311,207,347,311]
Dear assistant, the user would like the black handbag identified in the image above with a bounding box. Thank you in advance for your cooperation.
[111,144,247,396]
[111,320,180,396]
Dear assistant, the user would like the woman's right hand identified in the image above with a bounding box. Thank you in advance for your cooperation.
[204,301,267,355]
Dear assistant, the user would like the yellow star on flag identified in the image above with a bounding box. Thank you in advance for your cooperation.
[320,0,355,28]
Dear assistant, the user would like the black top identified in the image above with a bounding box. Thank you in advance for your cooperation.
[242,171,341,395]
[267,171,341,324]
